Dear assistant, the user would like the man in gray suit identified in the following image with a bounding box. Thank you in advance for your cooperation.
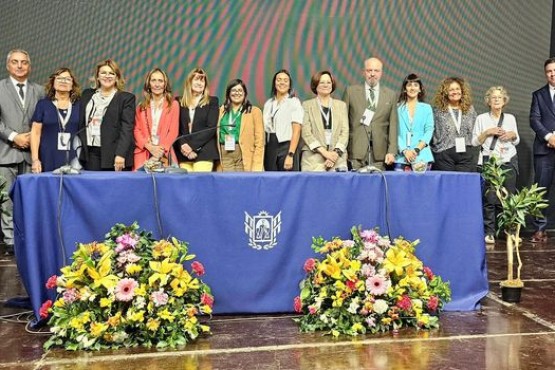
[0,49,43,255]
[343,57,398,170]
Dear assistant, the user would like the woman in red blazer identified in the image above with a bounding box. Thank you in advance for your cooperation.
[133,68,179,170]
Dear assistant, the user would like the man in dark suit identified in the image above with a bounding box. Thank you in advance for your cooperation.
[529,57,555,243]
[0,49,43,254]
[343,57,398,170]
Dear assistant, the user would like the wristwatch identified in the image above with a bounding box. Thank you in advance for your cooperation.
[334,148,343,156]
[287,151,295,158]
[414,147,421,154]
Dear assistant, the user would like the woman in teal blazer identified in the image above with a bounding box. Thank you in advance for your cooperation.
[394,74,434,171]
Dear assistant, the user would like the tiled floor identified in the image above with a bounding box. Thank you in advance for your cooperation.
[0,235,554,369]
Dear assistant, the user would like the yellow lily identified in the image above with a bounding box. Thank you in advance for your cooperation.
[383,248,411,276]
[148,258,176,287]
[86,251,119,290]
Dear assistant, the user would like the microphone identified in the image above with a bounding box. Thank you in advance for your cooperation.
[165,122,236,174]
[53,124,88,175]
[354,126,380,173]
[356,165,381,173]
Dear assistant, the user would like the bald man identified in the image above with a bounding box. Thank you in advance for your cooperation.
[342,57,398,170]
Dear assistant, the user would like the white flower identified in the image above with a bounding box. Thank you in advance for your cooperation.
[76,334,96,348]
[112,331,129,343]
[347,298,360,314]
[134,296,146,309]
[373,299,389,314]
[412,299,423,310]
[314,297,324,309]
[319,314,329,323]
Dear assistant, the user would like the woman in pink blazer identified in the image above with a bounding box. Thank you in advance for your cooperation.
[133,68,179,170]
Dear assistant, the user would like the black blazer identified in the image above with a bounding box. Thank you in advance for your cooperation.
[175,96,219,162]
[79,88,136,169]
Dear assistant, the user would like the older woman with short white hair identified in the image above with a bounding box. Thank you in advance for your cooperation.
[472,86,520,244]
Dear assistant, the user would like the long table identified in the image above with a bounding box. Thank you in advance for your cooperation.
[11,171,488,323]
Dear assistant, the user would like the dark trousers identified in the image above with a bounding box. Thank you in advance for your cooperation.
[264,134,299,171]
[84,146,130,171]
[483,162,517,235]
[533,151,555,231]
[433,146,479,172]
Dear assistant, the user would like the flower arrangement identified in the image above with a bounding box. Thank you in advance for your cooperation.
[294,226,451,336]
[42,223,213,350]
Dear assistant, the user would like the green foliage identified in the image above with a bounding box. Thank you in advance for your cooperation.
[482,156,548,234]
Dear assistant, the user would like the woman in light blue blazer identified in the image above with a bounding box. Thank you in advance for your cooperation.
[394,74,434,171]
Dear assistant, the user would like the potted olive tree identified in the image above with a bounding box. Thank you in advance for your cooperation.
[481,156,548,302]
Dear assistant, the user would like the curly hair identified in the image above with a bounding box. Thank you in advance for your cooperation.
[432,77,473,114]
[44,67,81,103]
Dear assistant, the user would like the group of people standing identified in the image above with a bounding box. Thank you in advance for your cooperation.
[1,48,555,254]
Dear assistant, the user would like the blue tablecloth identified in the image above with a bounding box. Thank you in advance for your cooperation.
[11,171,488,323]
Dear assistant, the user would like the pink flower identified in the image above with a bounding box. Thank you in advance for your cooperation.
[423,266,435,280]
[39,300,52,319]
[115,233,138,253]
[150,289,169,307]
[191,261,205,276]
[365,316,376,327]
[342,240,355,248]
[308,306,317,315]
[63,288,79,303]
[294,296,302,313]
[361,264,376,277]
[303,258,316,273]
[115,278,138,302]
[366,275,388,295]
[397,295,412,311]
[45,275,58,289]
[360,229,379,243]
[428,296,439,312]
[200,293,214,308]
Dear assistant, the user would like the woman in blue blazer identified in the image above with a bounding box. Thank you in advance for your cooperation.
[394,74,434,171]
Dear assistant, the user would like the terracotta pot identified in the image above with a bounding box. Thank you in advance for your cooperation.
[501,286,522,303]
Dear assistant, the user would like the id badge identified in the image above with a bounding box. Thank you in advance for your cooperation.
[455,137,466,153]
[406,132,412,147]
[90,118,101,136]
[58,132,71,151]
[224,134,236,151]
[151,135,160,146]
[324,129,332,146]
[361,109,374,126]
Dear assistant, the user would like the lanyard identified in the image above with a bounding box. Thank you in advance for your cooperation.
[448,107,462,134]
[53,100,72,131]
[227,109,241,128]
[317,97,332,129]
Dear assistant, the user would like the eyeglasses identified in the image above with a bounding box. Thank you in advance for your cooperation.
[230,89,244,95]
[55,77,72,83]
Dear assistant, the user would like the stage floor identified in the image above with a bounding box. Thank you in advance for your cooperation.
[0,233,554,370]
